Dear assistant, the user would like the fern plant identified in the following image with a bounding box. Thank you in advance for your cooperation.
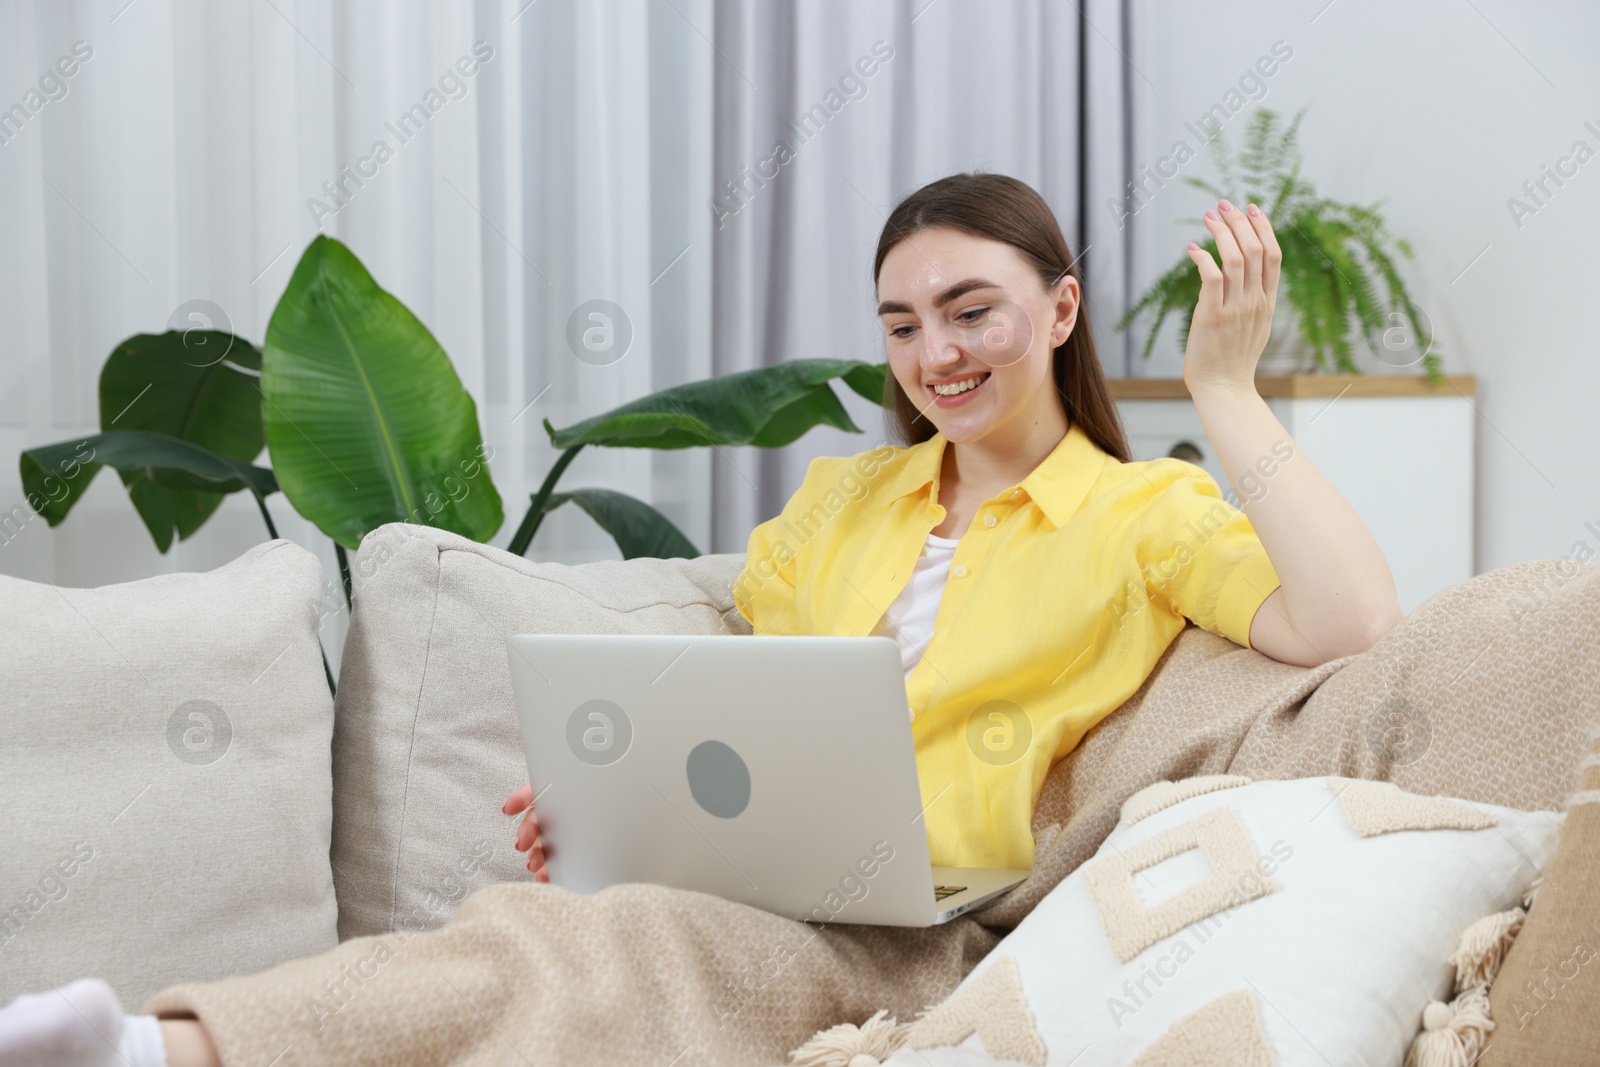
[1116,106,1443,381]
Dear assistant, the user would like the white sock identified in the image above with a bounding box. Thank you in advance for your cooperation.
[0,978,167,1067]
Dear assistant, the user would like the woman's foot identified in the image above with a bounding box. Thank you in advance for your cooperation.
[0,978,166,1066]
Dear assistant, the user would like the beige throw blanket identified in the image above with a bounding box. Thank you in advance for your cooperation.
[143,559,1600,1066]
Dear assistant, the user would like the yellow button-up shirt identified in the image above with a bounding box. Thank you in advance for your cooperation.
[732,422,1282,871]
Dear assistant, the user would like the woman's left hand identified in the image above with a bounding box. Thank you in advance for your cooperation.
[1181,199,1281,393]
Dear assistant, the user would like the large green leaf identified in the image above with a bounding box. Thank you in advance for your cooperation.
[841,362,889,405]
[262,236,503,550]
[543,488,700,559]
[20,431,277,529]
[545,359,888,451]
[99,330,265,552]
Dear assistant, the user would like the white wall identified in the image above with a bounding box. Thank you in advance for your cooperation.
[1126,0,1599,575]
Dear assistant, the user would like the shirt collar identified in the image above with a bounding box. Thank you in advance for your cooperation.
[878,421,1109,530]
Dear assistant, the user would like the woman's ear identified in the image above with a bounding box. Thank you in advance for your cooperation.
[1051,274,1080,346]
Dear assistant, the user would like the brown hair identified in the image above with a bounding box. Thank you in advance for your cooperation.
[871,172,1130,463]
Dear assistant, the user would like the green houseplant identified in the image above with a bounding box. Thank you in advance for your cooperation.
[20,236,888,694]
[1116,106,1443,382]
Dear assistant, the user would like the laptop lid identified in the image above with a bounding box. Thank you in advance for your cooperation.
[504,633,943,926]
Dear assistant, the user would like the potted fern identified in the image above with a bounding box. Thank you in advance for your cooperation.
[1116,106,1443,382]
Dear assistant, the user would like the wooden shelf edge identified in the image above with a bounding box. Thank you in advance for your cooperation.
[1107,374,1478,399]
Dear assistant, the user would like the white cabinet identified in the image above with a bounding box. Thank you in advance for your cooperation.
[1111,376,1477,615]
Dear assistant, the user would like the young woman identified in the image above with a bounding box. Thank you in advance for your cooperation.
[705,172,1405,875]
[0,173,1401,1066]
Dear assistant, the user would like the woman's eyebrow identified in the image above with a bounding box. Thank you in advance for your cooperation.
[876,277,1002,317]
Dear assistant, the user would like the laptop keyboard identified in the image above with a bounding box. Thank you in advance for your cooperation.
[933,884,968,901]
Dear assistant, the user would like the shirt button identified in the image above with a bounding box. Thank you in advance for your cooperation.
[952,564,969,578]
[983,514,998,528]
[1010,489,1021,498]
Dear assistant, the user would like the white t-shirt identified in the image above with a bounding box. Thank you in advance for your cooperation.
[871,531,960,681]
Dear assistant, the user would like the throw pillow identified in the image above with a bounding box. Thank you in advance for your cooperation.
[327,522,748,940]
[0,539,339,1008]
[854,776,1560,1066]
[1480,722,1600,1065]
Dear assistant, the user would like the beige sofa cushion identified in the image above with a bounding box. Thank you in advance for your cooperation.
[0,539,339,1007]
[329,522,748,940]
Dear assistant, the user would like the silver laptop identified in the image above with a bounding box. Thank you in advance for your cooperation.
[503,633,1030,926]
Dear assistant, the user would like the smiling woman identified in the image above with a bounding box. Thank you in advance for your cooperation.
[732,170,1404,873]
[871,174,1130,497]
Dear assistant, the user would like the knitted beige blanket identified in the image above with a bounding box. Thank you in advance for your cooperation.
[142,558,1598,1066]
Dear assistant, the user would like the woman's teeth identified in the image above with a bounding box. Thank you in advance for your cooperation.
[932,373,990,396]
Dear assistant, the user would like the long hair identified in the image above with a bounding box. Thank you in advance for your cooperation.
[871,172,1131,463]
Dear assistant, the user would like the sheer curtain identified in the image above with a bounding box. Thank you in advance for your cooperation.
[0,0,714,677]
[0,0,1134,671]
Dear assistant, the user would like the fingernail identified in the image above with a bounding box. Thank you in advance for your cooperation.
[1247,203,1261,217]
[1204,209,1220,222]
[1187,242,1199,251]
[1219,199,1234,213]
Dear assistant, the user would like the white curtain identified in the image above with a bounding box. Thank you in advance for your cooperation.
[0,0,1135,673]
[0,0,714,678]
[708,0,1135,550]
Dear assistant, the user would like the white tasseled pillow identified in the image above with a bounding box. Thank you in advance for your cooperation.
[794,776,1562,1067]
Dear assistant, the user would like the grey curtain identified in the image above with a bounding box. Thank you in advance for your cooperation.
[708,0,1136,552]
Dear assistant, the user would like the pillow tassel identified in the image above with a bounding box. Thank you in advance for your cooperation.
[1403,984,1494,1067]
[1448,906,1526,991]
[787,1009,910,1067]
[1406,900,1526,1067]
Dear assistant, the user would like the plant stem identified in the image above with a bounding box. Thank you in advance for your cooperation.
[509,444,585,557]
[320,646,337,700]
[253,491,279,539]
[335,541,353,614]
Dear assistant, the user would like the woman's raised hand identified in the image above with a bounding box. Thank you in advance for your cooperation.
[1182,198,1282,393]
[502,782,549,882]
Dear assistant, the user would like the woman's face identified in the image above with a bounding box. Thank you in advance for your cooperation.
[876,226,1078,444]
